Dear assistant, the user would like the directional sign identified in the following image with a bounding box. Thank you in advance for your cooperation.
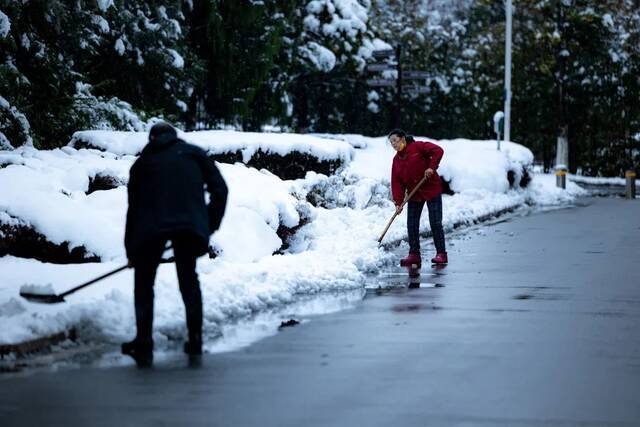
[403,86,430,94]
[403,71,430,79]
[372,49,394,59]
[366,79,396,87]
[367,63,396,72]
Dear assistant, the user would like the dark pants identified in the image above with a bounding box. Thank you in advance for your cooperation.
[133,233,202,345]
[407,194,446,254]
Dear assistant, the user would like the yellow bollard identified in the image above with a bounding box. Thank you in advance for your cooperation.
[555,169,567,189]
[626,171,636,199]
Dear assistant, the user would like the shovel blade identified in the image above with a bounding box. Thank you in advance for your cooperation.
[20,292,66,304]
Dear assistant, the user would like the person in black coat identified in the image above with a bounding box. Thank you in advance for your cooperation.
[122,122,228,366]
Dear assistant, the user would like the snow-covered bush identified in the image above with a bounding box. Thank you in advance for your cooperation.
[72,83,146,133]
[303,173,389,209]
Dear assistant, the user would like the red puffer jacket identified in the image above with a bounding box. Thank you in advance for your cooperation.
[391,139,444,205]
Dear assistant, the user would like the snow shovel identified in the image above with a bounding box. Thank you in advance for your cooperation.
[20,247,175,304]
[377,175,428,245]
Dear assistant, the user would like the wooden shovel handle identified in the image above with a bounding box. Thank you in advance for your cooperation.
[377,175,428,244]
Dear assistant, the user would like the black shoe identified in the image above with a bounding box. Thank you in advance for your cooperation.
[183,335,202,356]
[121,339,153,367]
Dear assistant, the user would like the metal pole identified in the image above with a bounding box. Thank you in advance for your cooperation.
[555,128,569,190]
[626,171,636,199]
[504,0,512,143]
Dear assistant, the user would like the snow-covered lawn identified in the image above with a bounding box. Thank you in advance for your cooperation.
[0,132,586,349]
[568,173,637,187]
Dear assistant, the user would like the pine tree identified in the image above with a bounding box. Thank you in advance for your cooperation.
[286,0,377,133]
[185,0,294,130]
[453,0,640,174]
[85,1,198,118]
[0,0,196,149]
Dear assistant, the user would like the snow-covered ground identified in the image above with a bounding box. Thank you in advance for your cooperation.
[0,132,586,353]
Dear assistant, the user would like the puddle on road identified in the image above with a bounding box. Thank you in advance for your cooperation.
[180,289,366,355]
[366,282,445,297]
[512,292,568,301]
[486,308,531,313]
[1,289,366,375]
[468,285,571,290]
[391,303,444,313]
[370,264,447,289]
[391,303,428,313]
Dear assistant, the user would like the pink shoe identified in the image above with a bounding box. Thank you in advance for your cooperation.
[400,252,421,268]
[431,252,448,265]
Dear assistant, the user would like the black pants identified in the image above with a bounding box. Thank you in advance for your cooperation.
[407,194,446,254]
[133,234,202,345]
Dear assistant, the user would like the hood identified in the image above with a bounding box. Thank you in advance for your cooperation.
[142,124,178,154]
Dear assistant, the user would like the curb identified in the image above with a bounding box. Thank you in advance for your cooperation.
[0,329,76,359]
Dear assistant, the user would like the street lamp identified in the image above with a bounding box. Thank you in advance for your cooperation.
[504,0,512,143]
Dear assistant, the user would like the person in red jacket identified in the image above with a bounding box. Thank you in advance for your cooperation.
[389,129,448,266]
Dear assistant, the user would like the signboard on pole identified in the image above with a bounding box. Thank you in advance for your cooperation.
[366,63,396,72]
[403,71,430,79]
[372,49,394,59]
[403,86,430,95]
[366,79,396,87]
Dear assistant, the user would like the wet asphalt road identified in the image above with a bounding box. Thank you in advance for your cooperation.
[1,197,640,427]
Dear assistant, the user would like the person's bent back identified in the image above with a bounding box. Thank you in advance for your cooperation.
[122,122,228,367]
[125,122,227,261]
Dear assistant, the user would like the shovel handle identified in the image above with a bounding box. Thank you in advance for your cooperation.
[377,175,429,244]
[377,211,399,243]
[59,264,130,298]
[59,244,175,298]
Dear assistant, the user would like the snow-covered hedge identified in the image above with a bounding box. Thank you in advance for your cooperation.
[70,130,354,180]
[0,146,303,263]
[341,135,533,193]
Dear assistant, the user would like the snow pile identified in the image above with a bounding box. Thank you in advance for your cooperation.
[0,298,26,318]
[210,164,302,262]
[0,131,585,349]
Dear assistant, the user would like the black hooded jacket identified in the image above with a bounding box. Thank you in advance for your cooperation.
[124,130,228,260]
